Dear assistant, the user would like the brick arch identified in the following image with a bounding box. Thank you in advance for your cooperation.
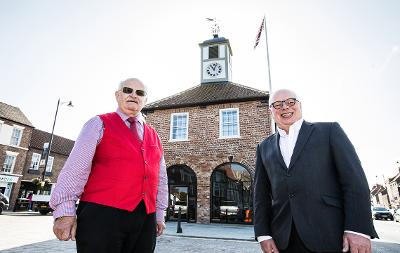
[166,164,197,222]
[209,162,253,224]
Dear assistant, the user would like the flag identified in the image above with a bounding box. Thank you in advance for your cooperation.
[254,17,265,49]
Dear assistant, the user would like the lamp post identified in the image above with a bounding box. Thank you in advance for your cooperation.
[40,98,73,189]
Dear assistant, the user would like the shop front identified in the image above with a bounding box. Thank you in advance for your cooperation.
[0,174,19,200]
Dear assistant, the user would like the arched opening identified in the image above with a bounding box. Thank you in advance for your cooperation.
[167,165,197,222]
[210,162,253,224]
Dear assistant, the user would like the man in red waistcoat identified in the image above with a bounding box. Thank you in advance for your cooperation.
[50,78,168,253]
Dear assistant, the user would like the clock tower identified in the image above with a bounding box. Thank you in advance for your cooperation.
[199,26,232,84]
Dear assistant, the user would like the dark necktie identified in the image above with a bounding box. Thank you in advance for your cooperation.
[127,117,142,142]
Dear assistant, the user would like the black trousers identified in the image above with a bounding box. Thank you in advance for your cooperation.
[280,224,343,253]
[76,200,156,253]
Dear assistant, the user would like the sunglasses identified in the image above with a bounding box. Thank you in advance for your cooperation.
[122,87,147,97]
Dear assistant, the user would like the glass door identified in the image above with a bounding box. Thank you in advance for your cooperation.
[169,186,188,221]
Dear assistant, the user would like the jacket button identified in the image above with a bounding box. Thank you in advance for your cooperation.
[144,160,148,164]
[289,193,294,198]
[144,176,148,180]
[286,173,291,177]
[142,192,146,195]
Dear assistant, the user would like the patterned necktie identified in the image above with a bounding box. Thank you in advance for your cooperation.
[127,117,142,142]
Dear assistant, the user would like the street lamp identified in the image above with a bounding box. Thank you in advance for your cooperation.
[40,98,73,189]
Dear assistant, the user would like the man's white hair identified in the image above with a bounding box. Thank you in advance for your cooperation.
[118,78,148,91]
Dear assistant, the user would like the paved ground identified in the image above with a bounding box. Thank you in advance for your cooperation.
[1,211,400,253]
[2,235,400,253]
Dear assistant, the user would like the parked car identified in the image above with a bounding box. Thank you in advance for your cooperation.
[394,209,400,223]
[219,201,240,217]
[0,192,9,215]
[371,206,394,221]
[173,201,187,216]
[32,194,52,215]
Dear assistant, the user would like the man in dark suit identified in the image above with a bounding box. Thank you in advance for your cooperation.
[254,89,378,253]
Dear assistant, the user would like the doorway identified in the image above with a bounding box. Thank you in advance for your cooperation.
[167,165,197,222]
[169,186,188,220]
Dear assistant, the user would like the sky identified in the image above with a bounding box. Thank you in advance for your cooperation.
[0,0,399,187]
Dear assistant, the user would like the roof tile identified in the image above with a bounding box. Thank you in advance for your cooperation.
[30,129,75,156]
[143,82,268,111]
[0,102,33,127]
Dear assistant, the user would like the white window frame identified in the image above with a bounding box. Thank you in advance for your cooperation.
[10,125,24,146]
[169,112,189,141]
[30,153,42,171]
[2,151,19,174]
[219,108,240,139]
[45,156,54,173]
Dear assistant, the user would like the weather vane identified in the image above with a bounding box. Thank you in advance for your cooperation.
[206,17,220,37]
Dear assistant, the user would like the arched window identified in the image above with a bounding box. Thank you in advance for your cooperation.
[167,165,197,222]
[211,162,253,224]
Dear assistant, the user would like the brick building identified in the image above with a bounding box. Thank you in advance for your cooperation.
[0,101,74,210]
[16,129,74,208]
[370,184,390,207]
[0,102,34,210]
[142,34,272,224]
[386,167,400,209]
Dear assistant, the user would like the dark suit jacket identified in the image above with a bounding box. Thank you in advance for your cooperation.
[254,121,378,252]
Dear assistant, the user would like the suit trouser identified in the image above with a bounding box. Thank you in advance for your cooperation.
[76,200,156,253]
[280,223,343,253]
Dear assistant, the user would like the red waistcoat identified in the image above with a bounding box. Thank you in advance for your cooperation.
[80,112,163,214]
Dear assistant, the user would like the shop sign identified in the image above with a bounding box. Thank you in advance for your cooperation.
[0,174,19,183]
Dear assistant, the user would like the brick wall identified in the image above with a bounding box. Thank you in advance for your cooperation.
[0,119,33,210]
[22,148,68,182]
[145,100,271,223]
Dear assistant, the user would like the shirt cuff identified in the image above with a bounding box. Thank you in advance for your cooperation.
[344,230,371,239]
[257,235,273,242]
[52,200,77,220]
[156,208,165,223]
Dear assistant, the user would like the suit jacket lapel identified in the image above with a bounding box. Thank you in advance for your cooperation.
[288,121,314,170]
[273,133,287,169]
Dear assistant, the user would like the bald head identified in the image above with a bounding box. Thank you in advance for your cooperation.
[269,89,302,133]
[115,77,148,117]
[270,89,299,106]
[118,78,147,91]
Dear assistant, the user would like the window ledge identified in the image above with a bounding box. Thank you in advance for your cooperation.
[7,145,28,151]
[169,139,189,142]
[219,136,241,139]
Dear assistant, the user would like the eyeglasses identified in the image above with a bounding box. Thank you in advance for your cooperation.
[270,98,299,110]
[122,87,147,97]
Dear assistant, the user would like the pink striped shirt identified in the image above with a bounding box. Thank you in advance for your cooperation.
[49,109,168,222]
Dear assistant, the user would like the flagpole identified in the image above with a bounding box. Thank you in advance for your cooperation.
[264,15,272,95]
[263,15,275,133]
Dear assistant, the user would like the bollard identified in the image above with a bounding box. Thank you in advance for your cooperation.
[177,207,183,233]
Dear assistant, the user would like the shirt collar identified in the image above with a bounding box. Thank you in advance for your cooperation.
[277,118,304,137]
[116,108,144,126]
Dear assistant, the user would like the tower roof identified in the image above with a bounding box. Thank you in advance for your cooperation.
[143,82,268,111]
[199,37,233,55]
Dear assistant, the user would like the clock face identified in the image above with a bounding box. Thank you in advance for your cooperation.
[206,62,223,77]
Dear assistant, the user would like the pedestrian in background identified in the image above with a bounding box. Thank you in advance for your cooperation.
[27,192,33,211]
[254,89,378,253]
[50,78,168,253]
